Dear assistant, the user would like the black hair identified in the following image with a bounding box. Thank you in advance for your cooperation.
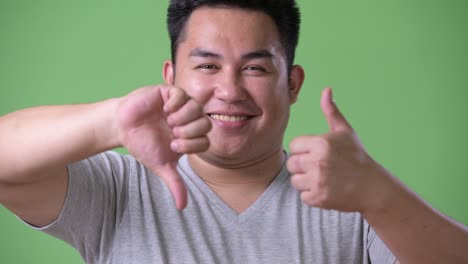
[167,0,301,74]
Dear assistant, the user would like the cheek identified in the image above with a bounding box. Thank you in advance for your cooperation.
[176,71,213,103]
[248,78,291,107]
[189,79,213,102]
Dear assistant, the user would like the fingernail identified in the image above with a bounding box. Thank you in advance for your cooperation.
[327,87,335,103]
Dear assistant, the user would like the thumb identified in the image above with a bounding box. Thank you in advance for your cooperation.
[155,164,188,210]
[320,87,353,132]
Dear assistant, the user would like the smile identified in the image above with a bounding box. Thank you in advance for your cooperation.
[208,114,249,122]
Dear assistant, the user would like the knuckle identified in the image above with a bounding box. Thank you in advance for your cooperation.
[172,86,183,95]
[167,114,177,127]
[175,126,186,138]
[289,137,299,149]
[175,141,189,153]
[188,100,203,115]
[183,137,210,153]
[317,189,332,208]
[315,195,328,208]
[320,190,331,205]
[199,137,210,151]
[172,89,187,103]
[306,189,327,208]
[316,137,331,152]
[316,159,330,170]
[290,174,300,188]
[206,119,213,131]
[289,136,304,151]
[201,116,212,129]
[286,157,295,171]
[172,126,180,137]
[300,191,315,206]
[289,155,305,173]
[314,175,327,190]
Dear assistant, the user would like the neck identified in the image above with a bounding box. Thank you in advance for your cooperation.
[187,149,286,213]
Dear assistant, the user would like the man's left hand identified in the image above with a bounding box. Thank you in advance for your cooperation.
[287,87,392,213]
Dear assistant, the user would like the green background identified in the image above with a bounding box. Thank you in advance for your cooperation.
[1,0,467,262]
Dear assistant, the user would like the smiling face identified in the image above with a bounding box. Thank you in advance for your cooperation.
[164,7,304,168]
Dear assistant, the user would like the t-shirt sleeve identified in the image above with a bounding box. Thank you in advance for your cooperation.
[366,222,397,264]
[18,151,133,263]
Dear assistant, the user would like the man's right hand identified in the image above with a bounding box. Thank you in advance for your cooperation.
[117,85,211,209]
[0,84,210,227]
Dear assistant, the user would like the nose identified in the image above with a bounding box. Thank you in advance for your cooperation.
[213,70,247,103]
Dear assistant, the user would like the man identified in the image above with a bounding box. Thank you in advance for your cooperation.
[0,0,467,263]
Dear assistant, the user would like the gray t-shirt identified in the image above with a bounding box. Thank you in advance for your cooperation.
[24,151,396,264]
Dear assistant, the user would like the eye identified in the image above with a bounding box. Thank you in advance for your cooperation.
[243,65,266,72]
[242,65,270,76]
[195,64,220,71]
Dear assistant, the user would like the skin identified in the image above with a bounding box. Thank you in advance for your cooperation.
[0,5,467,264]
[0,85,210,225]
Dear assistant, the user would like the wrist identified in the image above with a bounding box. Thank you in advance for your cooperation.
[360,163,402,217]
[92,97,123,151]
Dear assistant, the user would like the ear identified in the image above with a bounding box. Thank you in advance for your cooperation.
[288,65,305,104]
[163,60,175,85]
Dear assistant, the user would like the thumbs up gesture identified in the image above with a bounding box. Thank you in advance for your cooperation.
[287,87,390,213]
[117,85,211,210]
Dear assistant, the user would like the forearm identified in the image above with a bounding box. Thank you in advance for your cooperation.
[0,98,121,185]
[363,169,468,264]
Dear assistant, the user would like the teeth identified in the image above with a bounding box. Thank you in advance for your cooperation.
[210,114,248,122]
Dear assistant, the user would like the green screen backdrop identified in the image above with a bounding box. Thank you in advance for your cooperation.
[1,0,467,263]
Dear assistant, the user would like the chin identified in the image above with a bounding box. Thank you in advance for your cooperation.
[194,143,280,169]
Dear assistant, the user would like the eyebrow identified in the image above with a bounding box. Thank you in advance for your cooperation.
[189,48,274,60]
[189,49,222,59]
[242,49,274,60]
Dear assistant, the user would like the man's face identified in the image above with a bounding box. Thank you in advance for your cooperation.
[164,7,303,167]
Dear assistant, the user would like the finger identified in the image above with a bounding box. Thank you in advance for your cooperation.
[173,117,212,139]
[290,135,314,154]
[289,136,330,158]
[157,164,188,210]
[167,100,204,127]
[320,87,353,132]
[170,136,210,154]
[162,87,190,113]
[287,154,306,174]
[290,173,311,192]
[300,191,316,205]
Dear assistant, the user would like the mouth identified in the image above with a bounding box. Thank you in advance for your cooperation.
[207,113,253,122]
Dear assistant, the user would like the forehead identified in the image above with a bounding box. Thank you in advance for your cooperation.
[178,7,284,58]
